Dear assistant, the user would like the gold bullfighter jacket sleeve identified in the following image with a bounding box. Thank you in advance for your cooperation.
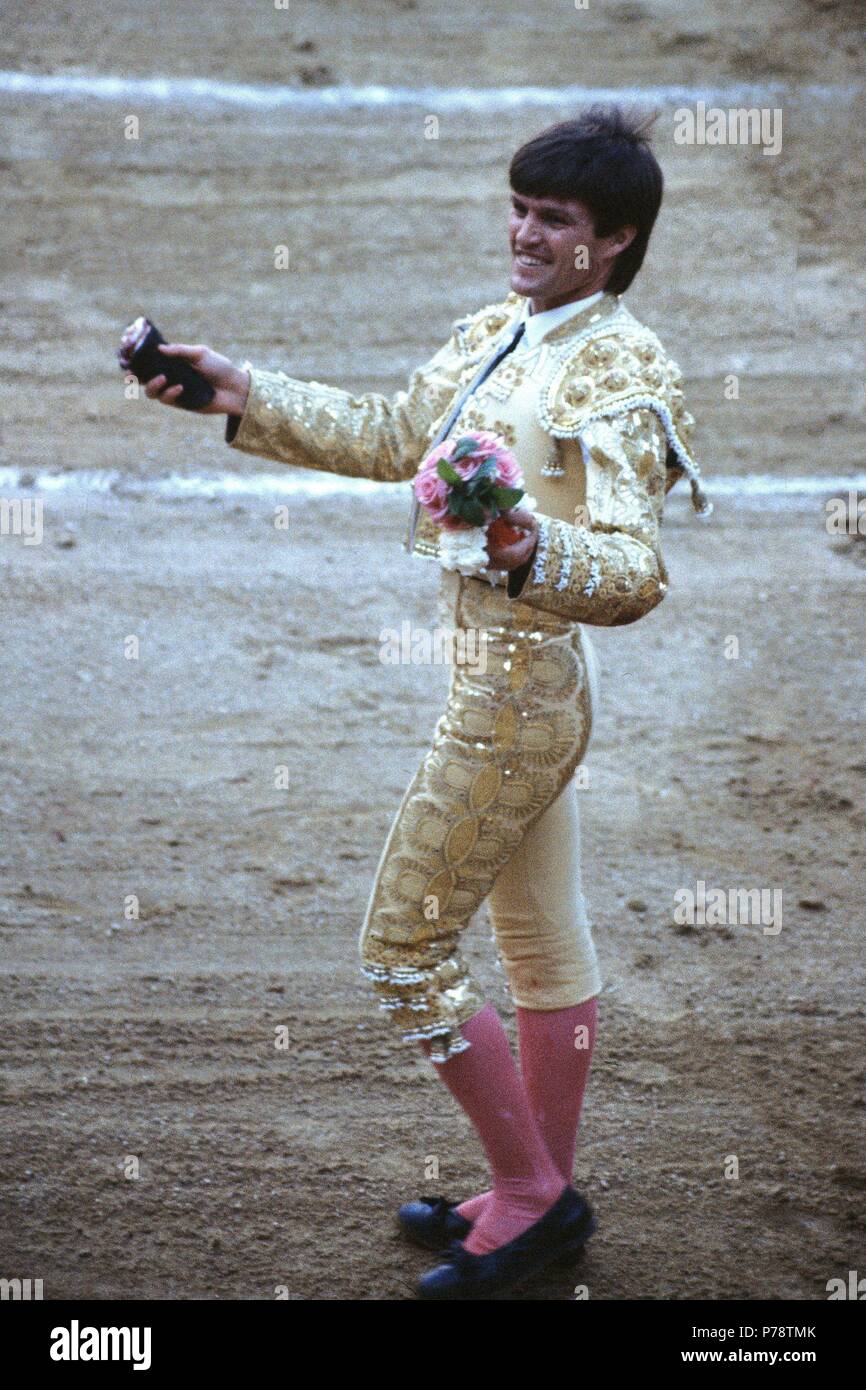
[506,408,673,626]
[223,319,472,483]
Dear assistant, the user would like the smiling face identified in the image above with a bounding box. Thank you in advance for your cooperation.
[508,190,637,313]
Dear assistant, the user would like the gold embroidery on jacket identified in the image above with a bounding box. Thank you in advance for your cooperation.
[452,406,518,449]
[225,288,710,619]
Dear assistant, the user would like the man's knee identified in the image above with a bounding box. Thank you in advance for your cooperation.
[491,909,601,1009]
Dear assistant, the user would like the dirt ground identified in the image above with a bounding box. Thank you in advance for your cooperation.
[0,0,864,1300]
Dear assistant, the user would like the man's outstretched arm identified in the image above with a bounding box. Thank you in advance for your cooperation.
[222,323,471,484]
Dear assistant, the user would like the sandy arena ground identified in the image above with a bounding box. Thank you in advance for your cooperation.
[0,0,864,1299]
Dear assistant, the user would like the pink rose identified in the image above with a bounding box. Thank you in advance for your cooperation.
[458,433,522,486]
[413,430,524,532]
[413,449,451,524]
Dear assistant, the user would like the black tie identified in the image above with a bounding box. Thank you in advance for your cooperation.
[406,318,526,550]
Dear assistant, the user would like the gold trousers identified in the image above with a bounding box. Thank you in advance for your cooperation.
[359,568,602,1062]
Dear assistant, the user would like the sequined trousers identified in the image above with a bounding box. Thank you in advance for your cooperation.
[358,568,603,1062]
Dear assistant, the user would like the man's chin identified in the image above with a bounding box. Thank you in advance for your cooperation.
[509,266,546,297]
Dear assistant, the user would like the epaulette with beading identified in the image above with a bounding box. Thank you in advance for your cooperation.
[538,313,710,516]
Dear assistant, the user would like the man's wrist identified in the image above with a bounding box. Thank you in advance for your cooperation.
[228,365,251,418]
[224,365,251,445]
[506,537,539,598]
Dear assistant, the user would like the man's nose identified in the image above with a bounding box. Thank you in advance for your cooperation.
[516,212,544,243]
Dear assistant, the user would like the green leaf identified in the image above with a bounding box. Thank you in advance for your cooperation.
[463,498,487,526]
[490,486,524,509]
[464,474,490,498]
[436,459,461,486]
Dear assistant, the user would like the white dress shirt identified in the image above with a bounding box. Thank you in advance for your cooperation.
[513,288,606,353]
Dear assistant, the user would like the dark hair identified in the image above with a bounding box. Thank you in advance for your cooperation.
[509,104,664,294]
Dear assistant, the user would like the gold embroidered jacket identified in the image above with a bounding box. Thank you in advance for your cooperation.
[224,289,710,627]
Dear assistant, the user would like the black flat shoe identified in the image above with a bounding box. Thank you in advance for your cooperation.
[397,1196,472,1250]
[416,1185,597,1300]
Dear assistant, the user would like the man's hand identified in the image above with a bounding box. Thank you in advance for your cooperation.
[485,507,539,571]
[143,343,250,417]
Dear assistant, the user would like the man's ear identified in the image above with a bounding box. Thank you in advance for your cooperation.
[608,224,638,256]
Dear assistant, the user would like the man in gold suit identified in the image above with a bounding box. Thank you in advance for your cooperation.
[146,105,709,1298]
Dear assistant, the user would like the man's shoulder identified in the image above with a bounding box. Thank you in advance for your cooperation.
[538,296,699,493]
[543,296,685,416]
[551,297,671,359]
[449,290,523,353]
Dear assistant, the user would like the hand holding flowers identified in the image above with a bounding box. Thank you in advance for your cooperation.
[413,431,539,578]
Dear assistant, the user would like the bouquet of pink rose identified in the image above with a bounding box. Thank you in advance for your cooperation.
[412,430,536,576]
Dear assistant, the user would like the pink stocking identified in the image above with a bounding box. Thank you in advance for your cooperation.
[419,1003,565,1255]
[516,997,598,1180]
[452,997,598,1229]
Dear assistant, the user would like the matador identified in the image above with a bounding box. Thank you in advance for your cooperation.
[143,102,715,1292]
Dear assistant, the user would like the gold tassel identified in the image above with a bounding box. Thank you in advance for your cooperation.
[540,440,565,477]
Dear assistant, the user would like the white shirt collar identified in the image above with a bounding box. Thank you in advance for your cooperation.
[516,288,606,349]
